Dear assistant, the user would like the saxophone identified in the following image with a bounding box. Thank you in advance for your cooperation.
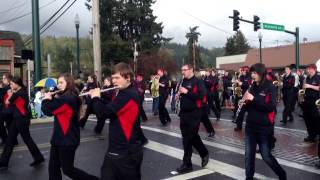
[298,78,306,104]
[315,98,320,109]
[233,72,242,98]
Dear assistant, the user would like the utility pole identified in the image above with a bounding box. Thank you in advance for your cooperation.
[31,0,41,82]
[47,54,51,77]
[92,0,102,82]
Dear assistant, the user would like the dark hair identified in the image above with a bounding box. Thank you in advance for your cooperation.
[11,77,25,88]
[113,62,134,80]
[3,73,13,81]
[249,63,267,85]
[57,73,79,96]
[182,64,194,71]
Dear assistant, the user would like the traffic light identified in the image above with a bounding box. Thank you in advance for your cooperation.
[253,15,260,31]
[233,10,240,31]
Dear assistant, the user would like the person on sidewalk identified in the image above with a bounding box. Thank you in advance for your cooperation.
[243,63,287,180]
[34,87,45,118]
[133,74,148,122]
[176,64,209,174]
[0,77,44,170]
[42,73,99,180]
[150,75,160,116]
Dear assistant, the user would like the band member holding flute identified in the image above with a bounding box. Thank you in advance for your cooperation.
[42,73,99,180]
[176,64,209,174]
[243,63,286,180]
[79,74,100,129]
[90,63,144,180]
[0,77,44,170]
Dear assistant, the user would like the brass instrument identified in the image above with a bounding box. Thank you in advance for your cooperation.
[235,86,251,119]
[233,72,242,98]
[273,80,279,86]
[79,86,119,97]
[298,78,306,104]
[315,98,320,109]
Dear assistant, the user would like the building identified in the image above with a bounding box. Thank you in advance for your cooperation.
[217,41,320,71]
[216,54,247,71]
[0,31,27,80]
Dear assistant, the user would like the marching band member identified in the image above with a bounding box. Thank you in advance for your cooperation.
[0,77,44,170]
[176,64,209,173]
[234,66,252,131]
[157,68,171,126]
[90,63,144,180]
[281,65,296,124]
[42,73,99,180]
[79,74,100,129]
[301,64,320,143]
[243,63,286,180]
[204,68,220,120]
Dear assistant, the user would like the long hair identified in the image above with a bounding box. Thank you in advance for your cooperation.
[249,63,267,85]
[11,77,26,89]
[57,73,79,96]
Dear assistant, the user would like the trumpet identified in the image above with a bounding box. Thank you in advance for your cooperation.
[272,80,280,86]
[79,86,119,97]
[315,98,320,109]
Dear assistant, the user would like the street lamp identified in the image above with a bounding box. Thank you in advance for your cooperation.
[258,32,263,63]
[74,14,80,77]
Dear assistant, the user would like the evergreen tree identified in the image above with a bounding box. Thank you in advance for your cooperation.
[224,30,250,55]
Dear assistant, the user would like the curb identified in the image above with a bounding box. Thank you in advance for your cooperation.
[31,118,54,125]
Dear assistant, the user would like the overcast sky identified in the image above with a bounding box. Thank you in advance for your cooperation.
[1,0,320,49]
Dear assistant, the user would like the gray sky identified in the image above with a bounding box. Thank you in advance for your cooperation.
[1,0,320,49]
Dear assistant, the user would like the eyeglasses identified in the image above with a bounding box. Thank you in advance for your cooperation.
[181,68,189,72]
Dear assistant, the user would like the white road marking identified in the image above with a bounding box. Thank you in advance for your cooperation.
[146,140,275,180]
[165,169,214,180]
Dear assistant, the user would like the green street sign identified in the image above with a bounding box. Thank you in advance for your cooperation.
[262,23,285,31]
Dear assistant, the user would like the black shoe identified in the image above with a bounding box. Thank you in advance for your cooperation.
[208,132,215,138]
[141,139,149,146]
[280,120,287,124]
[304,137,315,143]
[234,127,242,131]
[201,154,209,167]
[142,118,148,122]
[256,149,260,153]
[288,117,294,122]
[315,161,320,169]
[0,162,8,170]
[176,164,193,174]
[30,158,45,167]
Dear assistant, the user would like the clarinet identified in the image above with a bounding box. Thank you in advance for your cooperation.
[235,85,252,119]
[175,77,184,114]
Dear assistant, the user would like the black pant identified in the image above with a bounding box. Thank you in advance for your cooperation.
[139,99,147,121]
[49,146,99,180]
[0,119,43,165]
[207,93,220,118]
[158,94,171,125]
[245,131,286,180]
[0,112,15,144]
[101,151,143,180]
[201,107,215,134]
[302,101,320,139]
[180,110,208,166]
[80,100,105,131]
[282,90,295,122]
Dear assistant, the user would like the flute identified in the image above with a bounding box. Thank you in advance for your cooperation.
[40,90,63,99]
[79,86,119,97]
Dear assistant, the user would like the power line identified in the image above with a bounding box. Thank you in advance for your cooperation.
[0,0,26,14]
[0,0,57,25]
[23,0,72,43]
[24,0,78,45]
